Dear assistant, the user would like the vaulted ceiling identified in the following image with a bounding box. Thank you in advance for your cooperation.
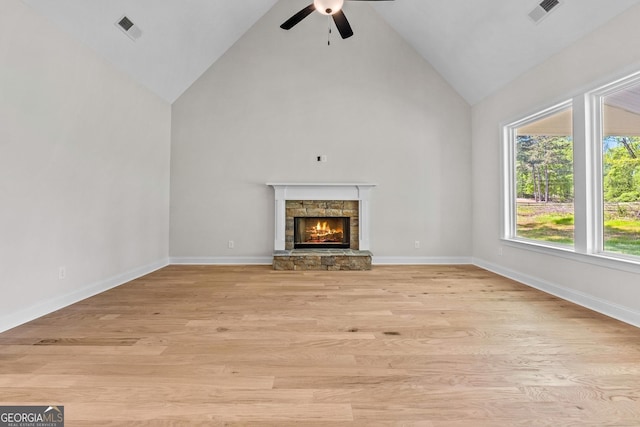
[21,0,640,105]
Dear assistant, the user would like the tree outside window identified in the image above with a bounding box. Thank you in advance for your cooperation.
[514,107,574,246]
[601,84,640,257]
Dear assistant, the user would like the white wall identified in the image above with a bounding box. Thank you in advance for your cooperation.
[472,5,640,326]
[0,0,171,331]
[2,0,637,333]
[170,0,472,263]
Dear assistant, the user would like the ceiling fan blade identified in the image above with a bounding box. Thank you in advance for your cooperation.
[332,10,353,39]
[280,4,316,30]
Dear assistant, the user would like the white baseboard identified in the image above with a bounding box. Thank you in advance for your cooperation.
[171,256,474,266]
[0,258,169,334]
[170,256,272,265]
[373,256,473,265]
[473,257,640,328]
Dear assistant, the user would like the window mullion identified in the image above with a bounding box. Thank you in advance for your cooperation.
[572,95,588,254]
[588,94,604,254]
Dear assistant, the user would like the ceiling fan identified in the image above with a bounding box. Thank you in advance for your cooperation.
[280,0,395,40]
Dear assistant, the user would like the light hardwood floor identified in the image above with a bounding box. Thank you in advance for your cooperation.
[1,265,640,426]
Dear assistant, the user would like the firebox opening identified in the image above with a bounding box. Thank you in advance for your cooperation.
[294,217,350,249]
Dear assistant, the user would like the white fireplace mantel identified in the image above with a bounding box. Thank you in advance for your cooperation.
[267,183,376,251]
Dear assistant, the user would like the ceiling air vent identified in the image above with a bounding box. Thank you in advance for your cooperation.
[528,0,561,24]
[116,15,142,41]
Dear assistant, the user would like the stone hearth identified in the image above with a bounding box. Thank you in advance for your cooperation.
[273,249,372,271]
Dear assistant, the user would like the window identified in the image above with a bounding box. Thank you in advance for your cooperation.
[600,83,640,257]
[504,102,574,247]
[502,70,640,268]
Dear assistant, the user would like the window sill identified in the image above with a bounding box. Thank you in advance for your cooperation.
[501,238,640,275]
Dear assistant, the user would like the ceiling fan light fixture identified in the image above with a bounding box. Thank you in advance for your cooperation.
[313,0,344,15]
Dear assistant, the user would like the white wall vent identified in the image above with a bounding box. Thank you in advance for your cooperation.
[528,0,561,24]
[116,15,142,41]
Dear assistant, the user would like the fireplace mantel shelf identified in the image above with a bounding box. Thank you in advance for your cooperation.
[267,183,376,252]
[266,183,376,198]
[266,183,377,187]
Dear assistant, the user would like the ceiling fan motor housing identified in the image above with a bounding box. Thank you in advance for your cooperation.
[314,0,344,15]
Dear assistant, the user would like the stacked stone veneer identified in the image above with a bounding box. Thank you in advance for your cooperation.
[273,200,370,271]
[285,200,359,250]
[273,250,372,271]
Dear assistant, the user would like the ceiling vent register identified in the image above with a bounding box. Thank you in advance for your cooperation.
[116,15,143,41]
[528,0,560,24]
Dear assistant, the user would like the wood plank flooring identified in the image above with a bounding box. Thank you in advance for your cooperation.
[1,265,639,426]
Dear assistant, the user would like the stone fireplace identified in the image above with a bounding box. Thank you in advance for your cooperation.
[287,201,357,250]
[267,183,375,270]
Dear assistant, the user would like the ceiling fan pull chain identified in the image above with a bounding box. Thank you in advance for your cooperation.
[328,16,332,46]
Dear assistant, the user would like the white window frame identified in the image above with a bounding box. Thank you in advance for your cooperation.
[501,100,574,249]
[588,72,640,262]
[501,70,640,274]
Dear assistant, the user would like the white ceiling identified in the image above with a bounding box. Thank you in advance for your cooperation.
[20,0,640,105]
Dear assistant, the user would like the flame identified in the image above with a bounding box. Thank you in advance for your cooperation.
[315,221,331,232]
[302,218,345,244]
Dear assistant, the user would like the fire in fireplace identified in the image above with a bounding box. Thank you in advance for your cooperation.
[294,217,350,249]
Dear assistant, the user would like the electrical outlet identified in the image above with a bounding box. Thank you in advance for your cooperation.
[59,266,66,280]
[228,240,234,249]
[498,246,503,256]
[414,240,420,249]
